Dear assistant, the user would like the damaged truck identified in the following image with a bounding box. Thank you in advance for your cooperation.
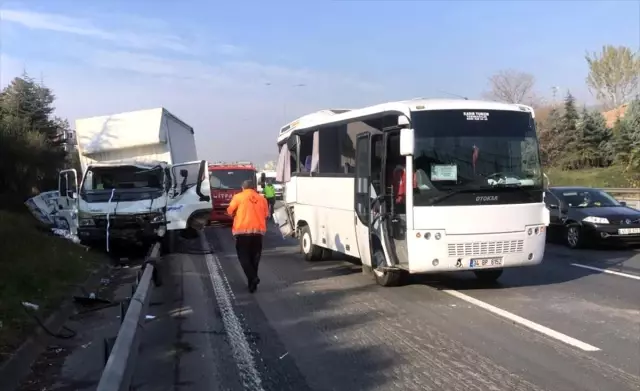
[55,107,212,252]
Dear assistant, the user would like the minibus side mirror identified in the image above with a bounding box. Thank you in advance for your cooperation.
[400,128,414,156]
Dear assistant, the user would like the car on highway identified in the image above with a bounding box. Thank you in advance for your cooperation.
[545,186,640,248]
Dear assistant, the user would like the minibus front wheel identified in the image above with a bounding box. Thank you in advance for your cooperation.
[372,248,403,287]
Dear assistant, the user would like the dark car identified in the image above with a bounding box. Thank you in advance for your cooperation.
[545,186,640,248]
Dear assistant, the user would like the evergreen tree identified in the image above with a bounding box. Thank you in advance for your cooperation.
[578,107,611,167]
[622,97,640,170]
[0,74,65,147]
[558,92,581,168]
[537,106,565,166]
[612,117,633,163]
[0,73,71,205]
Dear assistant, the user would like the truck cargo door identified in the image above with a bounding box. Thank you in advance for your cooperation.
[166,160,212,231]
[56,169,79,234]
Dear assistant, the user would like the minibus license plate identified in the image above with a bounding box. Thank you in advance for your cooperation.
[470,257,503,268]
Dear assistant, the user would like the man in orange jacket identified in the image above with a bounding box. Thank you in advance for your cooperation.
[226,179,269,293]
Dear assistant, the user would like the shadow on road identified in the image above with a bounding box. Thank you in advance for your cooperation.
[545,243,640,273]
[411,242,640,292]
[202,227,403,391]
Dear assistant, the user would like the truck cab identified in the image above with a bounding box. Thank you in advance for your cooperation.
[208,162,258,224]
[57,160,212,250]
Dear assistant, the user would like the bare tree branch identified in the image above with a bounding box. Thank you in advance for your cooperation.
[585,45,640,110]
[484,69,536,104]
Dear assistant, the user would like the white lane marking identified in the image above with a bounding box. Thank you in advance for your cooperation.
[199,233,264,391]
[570,263,640,281]
[442,289,601,352]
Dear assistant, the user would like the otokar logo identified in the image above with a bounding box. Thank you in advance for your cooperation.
[476,195,498,202]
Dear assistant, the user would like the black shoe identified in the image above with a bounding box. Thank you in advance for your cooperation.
[248,279,258,293]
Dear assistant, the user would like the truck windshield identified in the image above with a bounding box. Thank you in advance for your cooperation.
[410,109,543,206]
[82,166,164,191]
[80,165,165,202]
[209,169,256,190]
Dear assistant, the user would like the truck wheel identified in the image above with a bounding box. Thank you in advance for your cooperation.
[372,248,403,287]
[299,225,322,262]
[473,269,503,282]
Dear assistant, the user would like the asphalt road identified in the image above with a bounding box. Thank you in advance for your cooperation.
[119,220,640,391]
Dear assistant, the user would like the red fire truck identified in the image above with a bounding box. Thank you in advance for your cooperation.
[208,161,258,224]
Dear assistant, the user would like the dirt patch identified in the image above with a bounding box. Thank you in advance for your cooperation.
[15,264,139,391]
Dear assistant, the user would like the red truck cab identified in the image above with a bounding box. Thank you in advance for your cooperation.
[208,162,258,225]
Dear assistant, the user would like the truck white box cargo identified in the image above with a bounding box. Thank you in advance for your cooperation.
[56,108,212,250]
[75,107,198,171]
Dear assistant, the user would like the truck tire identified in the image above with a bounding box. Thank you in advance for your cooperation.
[299,225,323,262]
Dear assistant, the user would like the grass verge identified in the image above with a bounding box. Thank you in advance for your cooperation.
[546,166,637,188]
[0,210,107,364]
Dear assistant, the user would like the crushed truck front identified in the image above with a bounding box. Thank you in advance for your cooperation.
[75,162,169,247]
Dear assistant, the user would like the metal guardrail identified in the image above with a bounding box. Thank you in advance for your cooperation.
[96,241,162,391]
[598,188,640,209]
[600,188,640,195]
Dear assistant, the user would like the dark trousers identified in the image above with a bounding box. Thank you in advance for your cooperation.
[235,234,263,284]
[266,197,276,216]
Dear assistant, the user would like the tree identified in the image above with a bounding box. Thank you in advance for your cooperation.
[556,92,582,168]
[537,106,563,166]
[585,45,640,110]
[0,73,71,206]
[577,107,611,167]
[620,98,640,170]
[484,69,536,104]
[0,74,66,148]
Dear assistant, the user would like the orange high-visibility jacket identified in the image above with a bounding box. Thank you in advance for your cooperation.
[226,188,269,236]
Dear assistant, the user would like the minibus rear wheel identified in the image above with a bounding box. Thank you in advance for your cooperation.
[299,225,323,262]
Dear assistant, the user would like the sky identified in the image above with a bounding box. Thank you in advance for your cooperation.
[1,0,638,164]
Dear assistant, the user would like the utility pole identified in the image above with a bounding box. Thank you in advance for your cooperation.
[263,83,307,120]
[551,86,560,105]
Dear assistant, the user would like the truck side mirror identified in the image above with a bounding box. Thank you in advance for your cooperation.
[180,169,188,178]
[195,160,210,202]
